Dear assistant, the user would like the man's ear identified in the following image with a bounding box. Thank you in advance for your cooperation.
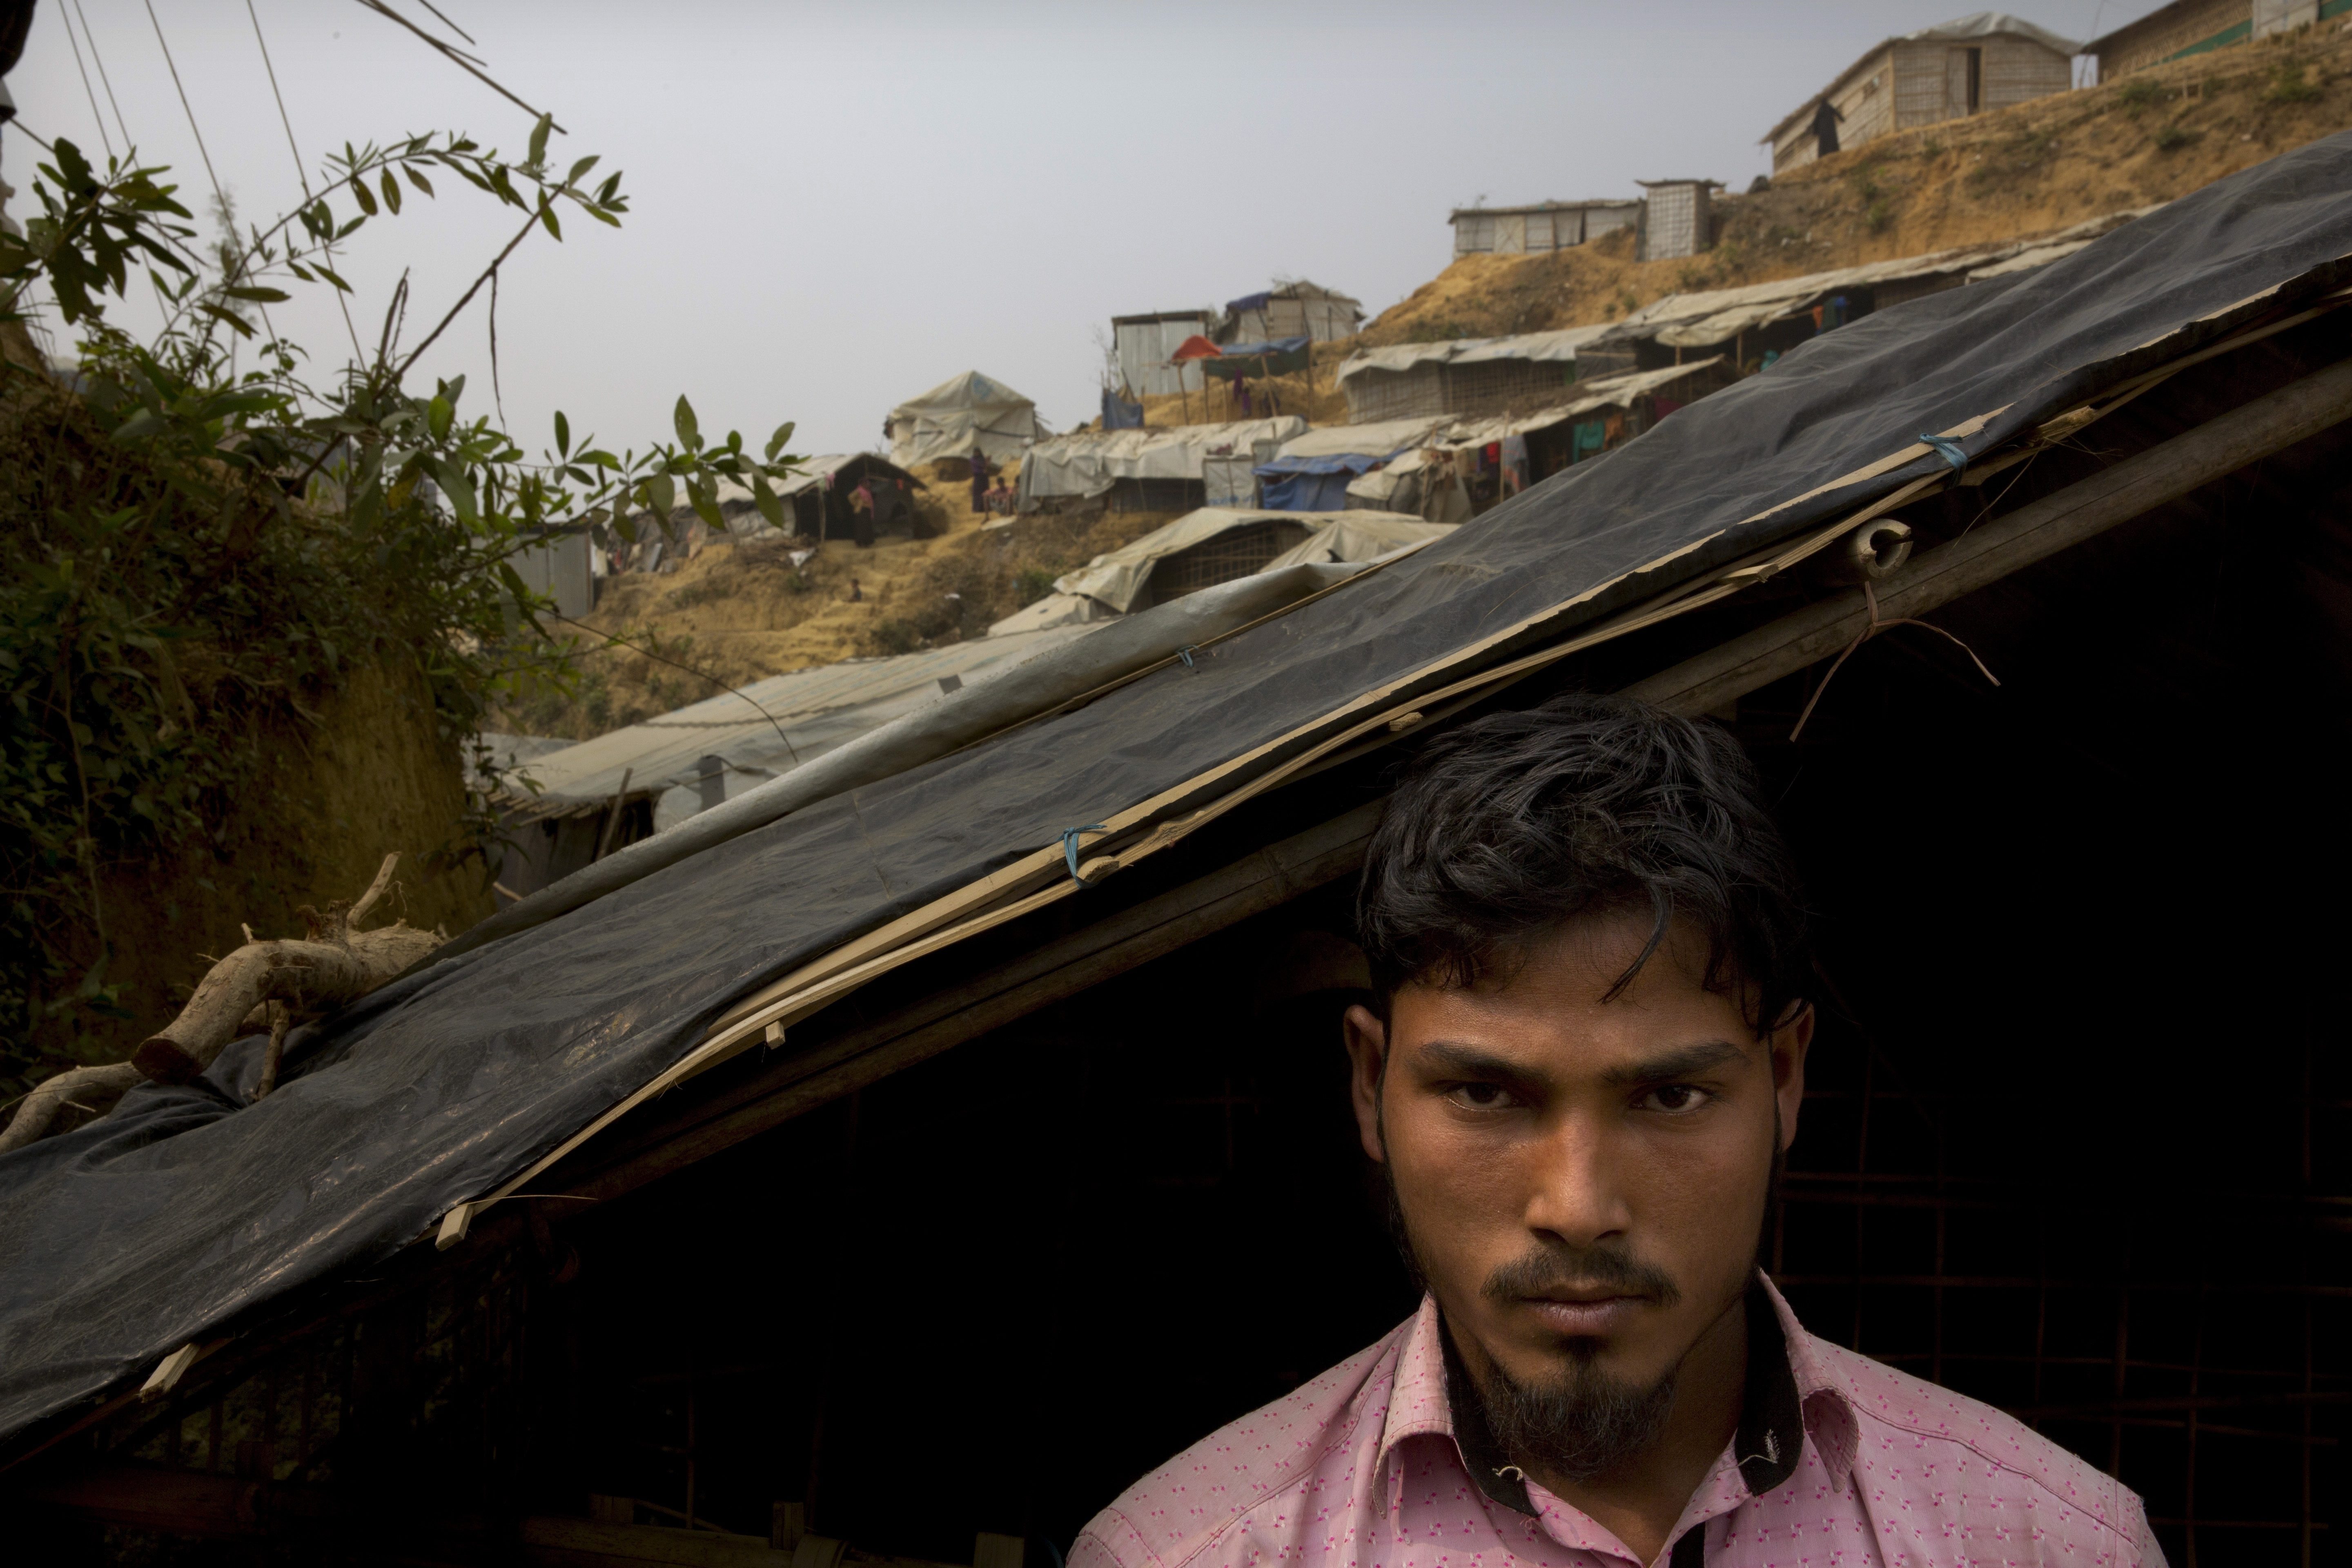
[1342,1003,1389,1165]
[1770,1002,1814,1154]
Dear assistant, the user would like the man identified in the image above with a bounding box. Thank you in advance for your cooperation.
[1072,694,2162,1568]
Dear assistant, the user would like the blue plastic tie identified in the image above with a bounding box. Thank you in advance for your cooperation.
[1062,824,1108,883]
[1176,645,1199,669]
[1918,432,1968,472]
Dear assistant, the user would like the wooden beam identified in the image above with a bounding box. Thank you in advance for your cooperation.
[1624,356,2352,715]
[559,801,1387,1206]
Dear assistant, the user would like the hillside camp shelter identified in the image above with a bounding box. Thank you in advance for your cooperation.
[1766,13,2080,175]
[2085,0,2341,80]
[1254,419,1455,511]
[1334,327,1612,423]
[1053,508,1434,615]
[1635,180,1720,262]
[510,524,598,619]
[1112,311,1213,398]
[489,626,1101,900]
[772,453,931,542]
[886,372,1045,472]
[1449,200,1642,258]
[1603,208,2153,370]
[1216,281,1363,345]
[1015,416,1305,514]
[10,136,2352,1568]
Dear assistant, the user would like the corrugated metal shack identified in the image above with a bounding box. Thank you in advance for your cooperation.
[1448,199,1642,257]
[2086,0,2341,80]
[1111,311,1213,399]
[1216,281,1362,345]
[1766,12,2080,175]
[1334,327,1613,423]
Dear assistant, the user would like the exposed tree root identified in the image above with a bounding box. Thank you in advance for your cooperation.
[0,854,443,1154]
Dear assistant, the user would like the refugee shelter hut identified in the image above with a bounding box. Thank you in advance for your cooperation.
[490,626,1102,901]
[2085,0,2318,79]
[1256,513,1457,570]
[1216,280,1363,344]
[1053,508,1361,612]
[772,453,930,542]
[886,371,1044,473]
[1335,327,1612,424]
[1016,416,1306,514]
[509,525,598,619]
[1449,200,1642,257]
[1605,209,2152,368]
[1766,12,2080,174]
[1635,179,1721,261]
[1112,311,1214,398]
[12,136,2352,1568]
[1255,419,1452,511]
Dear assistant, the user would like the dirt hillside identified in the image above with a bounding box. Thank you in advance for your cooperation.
[1367,23,2352,345]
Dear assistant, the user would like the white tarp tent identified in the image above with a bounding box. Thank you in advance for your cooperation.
[509,626,1098,831]
[1259,515,1456,571]
[1055,508,1424,614]
[887,371,1045,470]
[1333,326,1612,390]
[1274,417,1453,460]
[1616,209,2156,348]
[1018,417,1307,504]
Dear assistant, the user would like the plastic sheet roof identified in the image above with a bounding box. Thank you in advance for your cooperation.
[886,371,1044,469]
[1334,326,1611,387]
[1054,507,1371,613]
[1019,417,1306,501]
[1615,210,2156,348]
[6,135,2349,1450]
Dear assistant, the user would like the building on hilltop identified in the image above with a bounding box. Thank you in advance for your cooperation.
[1636,179,1722,261]
[1448,199,1642,258]
[1764,13,2079,175]
[2086,0,2336,81]
[1111,310,1214,399]
[1216,280,1363,345]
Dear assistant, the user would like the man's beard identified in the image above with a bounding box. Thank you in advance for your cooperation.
[1380,1171,1696,1484]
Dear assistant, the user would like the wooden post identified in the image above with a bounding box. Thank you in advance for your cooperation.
[595,767,634,860]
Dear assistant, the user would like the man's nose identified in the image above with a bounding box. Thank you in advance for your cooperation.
[1521,1112,1633,1247]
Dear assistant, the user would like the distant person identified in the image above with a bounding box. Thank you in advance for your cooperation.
[849,480,876,549]
[969,453,993,514]
[848,576,862,603]
[1811,96,1843,158]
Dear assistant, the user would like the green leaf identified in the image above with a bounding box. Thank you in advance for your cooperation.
[404,165,435,198]
[566,154,600,185]
[223,285,291,303]
[537,201,562,241]
[528,112,553,169]
[673,395,700,451]
[380,170,402,215]
[428,395,454,442]
[688,474,724,530]
[553,410,571,458]
[348,174,378,216]
[643,472,675,518]
[198,301,257,339]
[752,473,785,530]
[765,421,795,461]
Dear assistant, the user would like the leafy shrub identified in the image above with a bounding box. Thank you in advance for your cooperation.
[2263,63,2321,104]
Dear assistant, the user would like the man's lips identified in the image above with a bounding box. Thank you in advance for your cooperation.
[1515,1290,1653,1336]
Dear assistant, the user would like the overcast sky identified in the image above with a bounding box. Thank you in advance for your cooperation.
[5,0,2167,458]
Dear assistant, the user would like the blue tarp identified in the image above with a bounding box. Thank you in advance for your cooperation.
[1101,387,1145,430]
[1225,291,1272,315]
[1203,336,1311,379]
[1219,335,1310,359]
[1258,472,1355,510]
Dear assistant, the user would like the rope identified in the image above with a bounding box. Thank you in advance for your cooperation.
[1788,580,1999,741]
[1918,432,1969,471]
[59,3,115,160]
[71,0,134,154]
[1061,825,1108,883]
[247,0,366,358]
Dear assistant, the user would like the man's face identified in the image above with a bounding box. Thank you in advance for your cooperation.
[1344,913,1809,1437]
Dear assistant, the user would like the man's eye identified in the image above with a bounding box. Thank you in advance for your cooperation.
[1446,1082,1517,1110]
[1642,1084,1713,1113]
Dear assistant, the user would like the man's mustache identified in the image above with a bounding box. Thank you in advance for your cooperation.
[1481,1244,1682,1308]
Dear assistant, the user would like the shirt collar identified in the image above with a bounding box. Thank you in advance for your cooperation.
[1379,1273,1850,1516]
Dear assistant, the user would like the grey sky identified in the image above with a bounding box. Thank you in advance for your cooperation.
[7,1,2165,459]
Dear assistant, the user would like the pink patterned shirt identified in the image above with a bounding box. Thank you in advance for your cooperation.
[1073,1276,2163,1568]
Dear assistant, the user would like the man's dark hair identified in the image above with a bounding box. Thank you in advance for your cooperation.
[1356,691,1811,1032]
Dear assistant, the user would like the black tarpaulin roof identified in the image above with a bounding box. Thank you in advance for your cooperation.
[5,134,2352,1446]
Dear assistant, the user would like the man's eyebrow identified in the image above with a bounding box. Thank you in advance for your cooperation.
[1601,1039,1748,1087]
[1415,1040,1540,1080]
